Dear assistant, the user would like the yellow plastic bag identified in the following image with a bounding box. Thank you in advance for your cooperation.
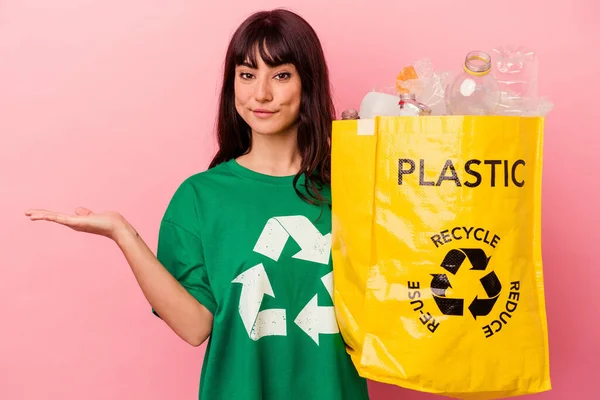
[331,116,551,399]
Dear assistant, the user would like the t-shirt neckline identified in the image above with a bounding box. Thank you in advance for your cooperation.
[224,159,299,186]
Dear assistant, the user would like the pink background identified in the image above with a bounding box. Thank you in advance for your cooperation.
[1,0,598,399]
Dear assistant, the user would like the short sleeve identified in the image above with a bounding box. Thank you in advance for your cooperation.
[153,180,217,316]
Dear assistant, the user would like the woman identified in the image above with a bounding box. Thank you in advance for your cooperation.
[25,8,370,400]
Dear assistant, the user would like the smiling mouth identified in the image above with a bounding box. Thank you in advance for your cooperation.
[253,110,276,118]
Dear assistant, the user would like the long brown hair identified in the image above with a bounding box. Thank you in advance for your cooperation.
[209,9,335,208]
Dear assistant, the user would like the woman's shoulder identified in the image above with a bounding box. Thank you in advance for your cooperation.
[161,162,237,224]
[166,161,234,201]
[166,164,231,198]
[177,160,238,191]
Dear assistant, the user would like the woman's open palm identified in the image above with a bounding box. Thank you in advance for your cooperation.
[25,207,126,240]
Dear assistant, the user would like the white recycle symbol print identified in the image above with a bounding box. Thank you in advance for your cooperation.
[232,215,339,345]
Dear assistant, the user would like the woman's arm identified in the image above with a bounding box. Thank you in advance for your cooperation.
[115,222,213,346]
[25,207,213,346]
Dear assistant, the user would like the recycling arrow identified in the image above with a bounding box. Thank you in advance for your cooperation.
[480,271,502,297]
[431,274,452,296]
[320,270,334,298]
[463,249,492,271]
[468,271,502,319]
[431,273,464,316]
[253,216,331,265]
[440,249,465,275]
[468,297,498,319]
[433,296,464,316]
[441,248,491,274]
[294,271,339,345]
[232,263,286,340]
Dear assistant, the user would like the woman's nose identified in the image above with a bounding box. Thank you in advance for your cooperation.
[254,77,273,102]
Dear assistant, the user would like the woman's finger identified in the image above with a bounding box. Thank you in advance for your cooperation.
[29,212,76,227]
[25,208,57,216]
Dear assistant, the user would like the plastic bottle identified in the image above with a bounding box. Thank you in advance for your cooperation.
[445,51,500,115]
[359,92,403,118]
[398,93,431,116]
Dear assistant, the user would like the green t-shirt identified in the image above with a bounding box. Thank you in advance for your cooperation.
[154,159,370,400]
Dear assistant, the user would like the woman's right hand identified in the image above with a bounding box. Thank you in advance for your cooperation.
[24,207,128,241]
[26,206,213,346]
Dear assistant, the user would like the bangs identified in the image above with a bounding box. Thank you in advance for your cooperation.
[233,25,296,68]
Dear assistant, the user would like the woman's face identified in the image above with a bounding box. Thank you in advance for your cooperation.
[234,51,302,137]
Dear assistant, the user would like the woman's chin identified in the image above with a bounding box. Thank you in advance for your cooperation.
[250,122,297,137]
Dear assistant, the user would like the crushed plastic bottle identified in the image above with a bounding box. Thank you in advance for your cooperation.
[445,51,500,115]
[490,46,553,116]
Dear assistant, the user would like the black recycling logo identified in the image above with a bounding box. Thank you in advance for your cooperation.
[431,248,502,319]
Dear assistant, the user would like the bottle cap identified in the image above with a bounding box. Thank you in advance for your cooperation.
[464,51,492,76]
[341,108,359,120]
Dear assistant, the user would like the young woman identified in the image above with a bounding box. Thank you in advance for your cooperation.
[25,9,370,400]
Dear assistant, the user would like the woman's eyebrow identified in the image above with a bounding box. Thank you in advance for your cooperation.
[238,61,256,68]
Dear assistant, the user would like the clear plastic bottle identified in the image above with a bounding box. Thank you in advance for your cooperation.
[445,51,500,115]
[398,93,431,116]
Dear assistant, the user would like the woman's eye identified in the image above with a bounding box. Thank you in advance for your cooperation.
[239,72,254,80]
[275,72,291,80]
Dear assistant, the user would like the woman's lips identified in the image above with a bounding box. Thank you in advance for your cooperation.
[253,109,276,118]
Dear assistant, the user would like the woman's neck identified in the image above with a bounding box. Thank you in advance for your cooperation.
[236,129,301,177]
